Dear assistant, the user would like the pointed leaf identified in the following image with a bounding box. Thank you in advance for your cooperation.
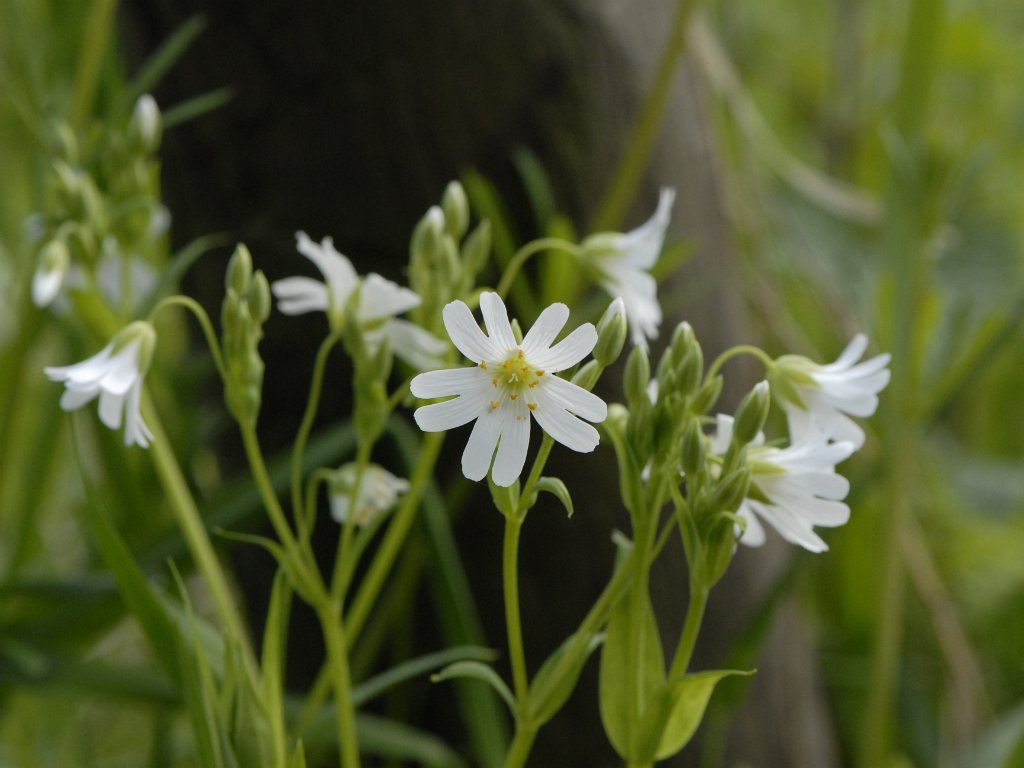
[431,661,517,718]
[535,476,574,518]
[528,631,603,724]
[354,646,497,707]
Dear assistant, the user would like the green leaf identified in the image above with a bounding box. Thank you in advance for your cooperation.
[261,572,292,766]
[431,660,517,719]
[599,588,665,758]
[124,15,207,105]
[534,476,574,518]
[290,741,307,768]
[528,631,604,725]
[636,669,754,760]
[353,645,497,708]
[357,714,468,768]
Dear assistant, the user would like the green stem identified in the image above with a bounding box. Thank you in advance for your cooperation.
[668,583,708,679]
[148,295,228,381]
[317,602,362,768]
[705,344,773,381]
[239,423,300,555]
[502,726,537,768]
[495,238,579,300]
[291,332,343,525]
[590,0,698,232]
[503,513,529,704]
[330,444,371,603]
[143,395,250,648]
[70,0,119,130]
[345,430,445,641]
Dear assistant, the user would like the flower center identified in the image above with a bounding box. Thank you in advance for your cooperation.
[481,348,545,411]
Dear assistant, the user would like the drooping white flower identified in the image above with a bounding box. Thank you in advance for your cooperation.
[583,187,676,350]
[771,334,890,450]
[32,240,70,308]
[411,292,607,486]
[712,414,856,553]
[328,463,410,527]
[44,321,157,448]
[272,231,447,370]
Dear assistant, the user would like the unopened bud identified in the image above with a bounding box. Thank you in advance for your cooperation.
[249,271,272,324]
[226,244,253,295]
[32,240,71,308]
[593,298,627,367]
[624,345,651,409]
[680,419,705,478]
[690,374,723,415]
[131,94,162,152]
[709,466,751,515]
[441,181,469,240]
[733,380,770,446]
[571,360,601,391]
[461,219,492,281]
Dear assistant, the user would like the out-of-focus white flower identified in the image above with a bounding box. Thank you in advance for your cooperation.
[272,231,447,369]
[712,414,856,553]
[771,334,890,449]
[411,292,607,487]
[32,240,71,308]
[582,187,675,350]
[45,321,157,448]
[131,94,162,151]
[328,463,410,527]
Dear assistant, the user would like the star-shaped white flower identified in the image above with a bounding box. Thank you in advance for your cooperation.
[328,463,410,527]
[712,414,855,553]
[411,292,608,486]
[584,187,675,350]
[772,334,890,450]
[45,321,157,448]
[272,231,447,370]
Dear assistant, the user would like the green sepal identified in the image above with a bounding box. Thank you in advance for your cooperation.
[635,668,754,760]
[534,476,574,518]
[431,661,517,720]
[527,631,604,725]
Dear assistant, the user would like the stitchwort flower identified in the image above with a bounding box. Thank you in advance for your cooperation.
[582,187,675,349]
[272,231,446,370]
[770,333,890,450]
[712,414,856,553]
[328,463,410,527]
[411,292,607,486]
[45,321,157,448]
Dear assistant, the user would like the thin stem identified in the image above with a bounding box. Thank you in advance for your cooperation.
[148,295,228,380]
[705,344,773,381]
[503,513,529,704]
[495,238,580,300]
[668,583,708,679]
[330,444,371,603]
[345,430,445,641]
[317,602,362,768]
[142,395,250,649]
[292,331,343,524]
[239,423,299,554]
[502,726,537,768]
[518,435,554,512]
[590,0,698,232]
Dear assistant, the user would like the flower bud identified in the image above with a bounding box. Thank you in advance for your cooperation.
[460,219,492,282]
[709,466,751,515]
[690,374,723,415]
[249,271,272,324]
[593,298,627,367]
[733,380,770,446]
[441,181,470,240]
[411,206,445,265]
[571,360,601,391]
[32,239,71,307]
[131,94,162,152]
[226,244,254,295]
[680,418,706,478]
[624,345,651,410]
[701,514,739,587]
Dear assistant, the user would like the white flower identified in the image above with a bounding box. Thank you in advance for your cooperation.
[131,94,161,151]
[411,292,607,486]
[712,414,855,553]
[583,187,675,350]
[772,334,890,449]
[32,240,70,308]
[328,463,410,527]
[272,231,447,370]
[44,321,157,448]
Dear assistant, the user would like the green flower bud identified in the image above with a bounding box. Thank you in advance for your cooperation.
[221,243,267,426]
[441,180,470,240]
[130,94,162,153]
[249,271,272,324]
[460,219,492,282]
[709,465,751,515]
[226,244,254,295]
[680,418,706,478]
[624,345,651,410]
[733,380,770,446]
[690,374,723,416]
[701,514,739,587]
[411,206,445,266]
[593,298,627,367]
[571,360,601,391]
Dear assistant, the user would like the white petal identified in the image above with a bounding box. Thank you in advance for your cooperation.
[272,277,329,315]
[60,386,99,411]
[123,384,152,448]
[295,232,358,309]
[710,414,734,455]
[531,399,600,453]
[49,344,116,385]
[540,375,607,422]
[411,367,490,399]
[33,267,63,307]
[414,390,489,432]
[359,273,421,320]
[479,292,517,352]
[737,503,766,547]
[492,404,531,486]
[443,300,499,363]
[461,411,503,481]
[386,320,449,371]
[613,187,676,270]
[824,333,868,371]
[98,345,142,396]
[528,324,597,372]
[98,388,126,430]
[520,303,569,358]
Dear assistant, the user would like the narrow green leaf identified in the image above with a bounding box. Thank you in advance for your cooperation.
[261,572,292,767]
[162,87,234,129]
[353,645,497,708]
[139,233,230,316]
[124,15,207,104]
[290,740,307,768]
[431,661,517,718]
[528,631,604,725]
[535,476,574,518]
